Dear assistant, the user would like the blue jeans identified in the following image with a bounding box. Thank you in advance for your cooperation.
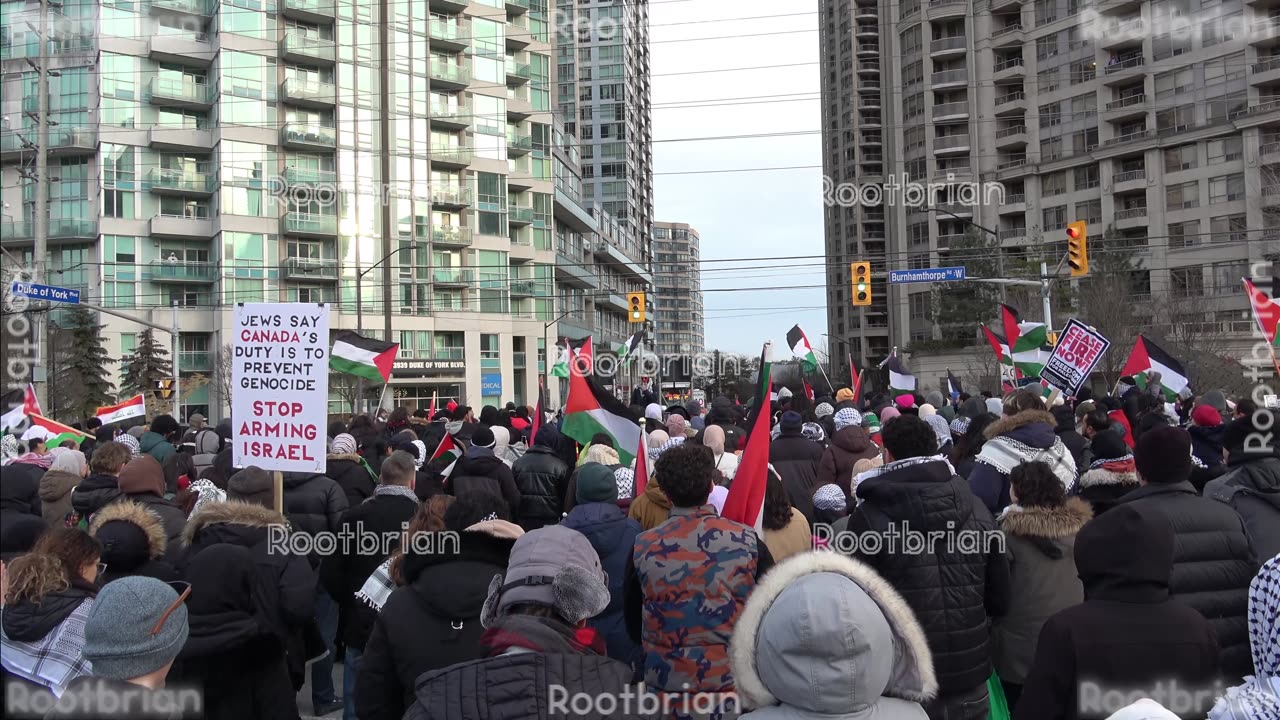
[312,586,339,707]
[342,646,362,720]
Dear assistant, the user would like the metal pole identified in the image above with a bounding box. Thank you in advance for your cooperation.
[172,300,180,417]
[1040,260,1053,331]
[355,271,365,413]
[33,0,50,412]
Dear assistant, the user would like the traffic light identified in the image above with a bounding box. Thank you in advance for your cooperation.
[155,378,175,400]
[1067,221,1089,278]
[851,261,872,306]
[627,292,646,323]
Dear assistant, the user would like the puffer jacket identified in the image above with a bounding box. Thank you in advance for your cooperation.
[1,459,44,519]
[117,457,187,566]
[138,431,175,464]
[70,472,123,521]
[626,504,772,693]
[816,425,880,497]
[1075,457,1140,517]
[511,445,572,531]
[729,553,938,720]
[771,429,825,521]
[325,453,377,508]
[449,448,521,517]
[562,502,643,666]
[968,411,1078,514]
[89,501,179,585]
[991,498,1092,685]
[281,470,348,564]
[190,429,222,479]
[38,469,81,527]
[1189,424,1226,469]
[1116,480,1257,679]
[850,457,1010,701]
[627,477,671,531]
[1205,454,1280,560]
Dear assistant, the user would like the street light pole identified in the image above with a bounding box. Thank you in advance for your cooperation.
[543,309,573,406]
[354,246,412,413]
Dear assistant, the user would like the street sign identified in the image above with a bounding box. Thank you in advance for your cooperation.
[481,372,503,396]
[1040,319,1111,397]
[888,267,967,285]
[10,282,80,304]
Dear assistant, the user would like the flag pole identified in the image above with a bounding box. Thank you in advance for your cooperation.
[813,357,835,397]
[375,379,391,416]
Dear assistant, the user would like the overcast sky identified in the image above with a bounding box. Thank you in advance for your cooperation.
[649,0,825,356]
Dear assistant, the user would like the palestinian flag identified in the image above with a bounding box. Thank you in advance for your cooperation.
[947,370,962,403]
[330,331,399,383]
[616,332,643,361]
[1244,278,1280,347]
[722,346,771,532]
[746,343,773,430]
[982,325,1019,390]
[431,432,462,479]
[804,379,815,402]
[1121,335,1188,402]
[29,415,90,447]
[850,354,863,403]
[530,378,545,443]
[634,428,650,496]
[882,351,917,393]
[787,325,819,373]
[1001,304,1024,352]
[1,384,40,432]
[95,394,146,425]
[552,337,593,378]
[998,305,1053,378]
[562,367,642,466]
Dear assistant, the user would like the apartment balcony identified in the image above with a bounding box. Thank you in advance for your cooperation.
[857,42,879,55]
[149,0,209,17]
[1101,55,1146,82]
[858,95,882,110]
[1253,57,1280,86]
[855,5,878,19]
[856,22,879,37]
[507,132,534,155]
[930,35,967,57]
[506,0,530,13]
[991,0,1022,10]
[429,17,471,51]
[283,166,337,186]
[507,90,534,118]
[0,218,99,246]
[148,168,216,196]
[150,214,216,239]
[432,225,474,248]
[1103,93,1148,122]
[934,202,973,217]
[281,33,336,66]
[1115,207,1149,227]
[931,69,969,88]
[933,101,970,121]
[508,207,535,226]
[861,113,883,127]
[178,351,213,372]
[1103,128,1154,147]
[148,259,219,283]
[431,186,473,208]
[998,227,1027,241]
[430,145,473,168]
[993,56,1026,81]
[601,292,631,313]
[281,0,335,23]
[510,280,538,298]
[1264,184,1280,208]
[994,124,1028,147]
[999,194,1027,213]
[933,134,971,153]
[283,212,338,238]
[506,59,532,84]
[927,0,967,18]
[429,101,472,130]
[0,127,98,164]
[1112,168,1146,190]
[936,233,966,249]
[992,23,1025,44]
[996,157,1033,179]
[149,77,214,111]
[429,60,471,89]
[280,123,337,151]
[148,33,213,67]
[149,126,214,152]
[432,267,474,287]
[555,254,601,289]
[1251,14,1280,46]
[281,78,336,109]
[1261,140,1280,159]
[429,0,468,12]
[281,257,339,281]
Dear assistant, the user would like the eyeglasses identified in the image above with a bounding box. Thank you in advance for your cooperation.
[96,563,107,579]
[150,581,192,637]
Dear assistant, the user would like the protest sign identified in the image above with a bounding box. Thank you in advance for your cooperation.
[232,303,330,473]
[1040,319,1111,397]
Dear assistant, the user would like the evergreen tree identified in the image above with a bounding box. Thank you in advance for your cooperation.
[50,307,116,422]
[120,328,173,419]
[931,227,1003,345]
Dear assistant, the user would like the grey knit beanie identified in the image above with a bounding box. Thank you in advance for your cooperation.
[82,577,189,680]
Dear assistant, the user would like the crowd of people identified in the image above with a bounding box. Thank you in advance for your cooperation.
[0,378,1277,720]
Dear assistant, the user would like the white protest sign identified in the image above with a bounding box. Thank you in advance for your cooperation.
[232,303,330,473]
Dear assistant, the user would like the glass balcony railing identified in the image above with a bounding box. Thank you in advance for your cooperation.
[178,351,212,371]
[432,226,474,246]
[150,77,213,105]
[281,0,335,17]
[429,61,471,85]
[281,32,336,63]
[510,280,537,296]
[149,167,215,193]
[429,18,470,42]
[148,259,219,283]
[509,207,535,224]
[281,257,340,280]
[283,167,338,185]
[430,146,473,164]
[283,213,338,235]
[281,123,338,148]
[433,267,474,284]
[0,218,98,241]
[431,187,473,206]
[282,77,336,105]
[150,0,209,15]
[506,61,532,79]
[508,133,534,151]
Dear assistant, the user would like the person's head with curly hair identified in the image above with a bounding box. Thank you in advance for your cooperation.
[762,469,794,531]
[881,415,939,462]
[1010,461,1067,508]
[654,442,716,508]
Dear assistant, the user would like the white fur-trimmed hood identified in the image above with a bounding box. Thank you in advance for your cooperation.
[728,552,939,711]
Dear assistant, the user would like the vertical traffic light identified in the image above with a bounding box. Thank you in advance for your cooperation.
[627,292,646,323]
[1067,221,1089,278]
[851,261,872,306]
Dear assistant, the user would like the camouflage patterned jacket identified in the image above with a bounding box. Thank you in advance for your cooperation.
[628,504,771,694]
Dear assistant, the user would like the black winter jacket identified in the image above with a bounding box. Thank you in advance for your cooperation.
[561,502,643,666]
[281,471,348,566]
[1189,424,1226,469]
[1,460,44,519]
[770,430,825,521]
[319,491,419,651]
[1014,504,1220,720]
[850,458,1011,700]
[511,446,571,531]
[449,449,521,517]
[816,426,880,498]
[71,473,124,521]
[356,529,516,720]
[325,454,377,508]
[1052,405,1091,470]
[1205,454,1280,564]
[1115,480,1257,679]
[122,492,187,566]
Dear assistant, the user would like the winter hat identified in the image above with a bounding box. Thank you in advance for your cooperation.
[879,406,901,424]
[1091,430,1131,462]
[780,411,803,432]
[777,387,794,401]
[666,414,688,438]
[863,412,881,433]
[82,576,189,681]
[852,456,884,476]
[812,484,848,513]
[925,415,953,449]
[895,394,916,409]
[834,407,862,432]
[49,448,86,475]
[472,426,496,449]
[410,440,428,470]
[645,403,664,421]
[481,525,611,626]
[926,391,946,408]
[687,399,705,416]
[949,417,971,436]
[118,433,142,459]
[708,485,729,515]
[331,433,358,455]
[118,456,166,497]
[835,388,856,404]
[575,462,619,504]
[1192,405,1223,427]
[1,514,47,562]
[1135,425,1193,484]
[654,436,686,459]
[815,403,835,419]
[801,423,826,443]
[1202,389,1229,415]
[227,466,274,508]
[613,466,635,500]
[1107,700,1182,720]
[91,502,168,569]
[985,398,1004,416]
[919,404,937,417]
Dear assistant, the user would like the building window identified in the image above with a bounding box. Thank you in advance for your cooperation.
[1165,181,1199,211]
[1171,266,1203,297]
[1209,174,1244,203]
[909,293,929,320]
[1169,220,1198,248]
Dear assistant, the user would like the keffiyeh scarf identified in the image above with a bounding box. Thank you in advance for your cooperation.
[975,435,1077,494]
[852,455,956,505]
[188,478,227,516]
[355,557,396,612]
[1209,555,1280,720]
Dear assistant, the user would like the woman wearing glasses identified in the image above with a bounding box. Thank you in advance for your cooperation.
[0,528,103,698]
